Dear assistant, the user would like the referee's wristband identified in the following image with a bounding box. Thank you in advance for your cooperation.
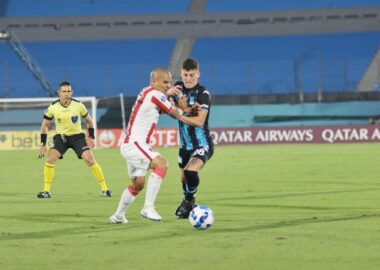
[40,134,47,146]
[88,128,95,139]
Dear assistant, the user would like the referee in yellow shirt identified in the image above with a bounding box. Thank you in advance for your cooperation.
[37,81,112,198]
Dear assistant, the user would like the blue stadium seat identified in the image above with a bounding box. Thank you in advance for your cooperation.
[206,0,380,12]
[0,39,175,97]
[191,32,380,95]
[1,1,380,97]
[3,0,191,16]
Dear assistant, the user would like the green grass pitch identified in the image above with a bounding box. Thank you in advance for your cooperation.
[0,144,380,270]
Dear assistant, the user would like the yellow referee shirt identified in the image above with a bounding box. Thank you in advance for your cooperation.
[44,99,88,136]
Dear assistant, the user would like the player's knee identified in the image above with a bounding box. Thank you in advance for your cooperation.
[46,157,56,164]
[152,157,168,178]
[153,165,167,178]
[81,151,95,166]
[128,184,140,195]
[132,177,145,192]
[46,153,59,164]
[84,157,96,167]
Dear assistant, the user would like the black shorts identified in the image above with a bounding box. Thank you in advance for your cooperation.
[51,133,90,159]
[178,145,214,169]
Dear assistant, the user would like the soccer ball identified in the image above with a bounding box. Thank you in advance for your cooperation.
[189,205,214,230]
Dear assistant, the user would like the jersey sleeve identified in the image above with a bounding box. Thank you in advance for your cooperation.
[197,90,211,113]
[151,91,172,114]
[43,104,54,120]
[79,103,89,117]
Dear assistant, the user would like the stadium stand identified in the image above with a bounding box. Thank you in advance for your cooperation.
[193,32,380,95]
[2,0,191,16]
[2,31,379,97]
[1,0,380,129]
[1,31,380,97]
[1,0,380,98]
[0,39,175,97]
[205,0,380,12]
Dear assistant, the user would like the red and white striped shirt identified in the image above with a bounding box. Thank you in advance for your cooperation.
[124,86,172,144]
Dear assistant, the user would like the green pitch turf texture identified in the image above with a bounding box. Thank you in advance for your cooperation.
[0,144,379,270]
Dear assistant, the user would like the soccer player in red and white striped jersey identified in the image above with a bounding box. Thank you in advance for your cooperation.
[109,67,190,223]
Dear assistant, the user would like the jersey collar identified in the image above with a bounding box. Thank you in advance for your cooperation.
[183,83,200,94]
[59,98,72,108]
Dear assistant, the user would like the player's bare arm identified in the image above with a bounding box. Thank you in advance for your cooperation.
[171,95,206,127]
[168,105,183,119]
[177,95,201,114]
[178,110,207,128]
[39,119,50,158]
[84,113,94,129]
[167,102,202,125]
[84,114,95,148]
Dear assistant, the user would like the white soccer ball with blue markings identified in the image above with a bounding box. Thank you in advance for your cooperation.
[189,205,214,230]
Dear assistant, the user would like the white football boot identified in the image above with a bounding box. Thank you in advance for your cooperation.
[140,208,162,221]
[109,214,128,224]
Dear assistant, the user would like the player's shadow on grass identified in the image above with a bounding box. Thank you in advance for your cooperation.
[2,212,379,242]
[207,187,380,203]
[0,224,131,241]
[0,213,107,224]
[0,212,147,241]
[210,212,380,234]
[0,191,114,203]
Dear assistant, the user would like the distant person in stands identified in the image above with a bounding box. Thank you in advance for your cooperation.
[109,67,198,223]
[369,116,380,125]
[37,81,112,198]
[171,58,214,219]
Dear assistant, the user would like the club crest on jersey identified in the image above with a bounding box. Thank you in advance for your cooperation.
[161,95,167,103]
[71,115,79,123]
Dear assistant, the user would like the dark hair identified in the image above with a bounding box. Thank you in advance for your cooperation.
[182,58,199,71]
[59,81,71,87]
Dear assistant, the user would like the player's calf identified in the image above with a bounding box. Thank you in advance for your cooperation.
[183,170,199,201]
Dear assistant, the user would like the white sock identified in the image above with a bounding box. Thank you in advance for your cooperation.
[115,187,136,217]
[144,172,162,209]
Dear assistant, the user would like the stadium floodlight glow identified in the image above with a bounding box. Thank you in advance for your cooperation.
[0,31,10,40]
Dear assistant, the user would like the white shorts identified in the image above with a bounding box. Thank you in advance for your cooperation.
[120,141,160,178]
